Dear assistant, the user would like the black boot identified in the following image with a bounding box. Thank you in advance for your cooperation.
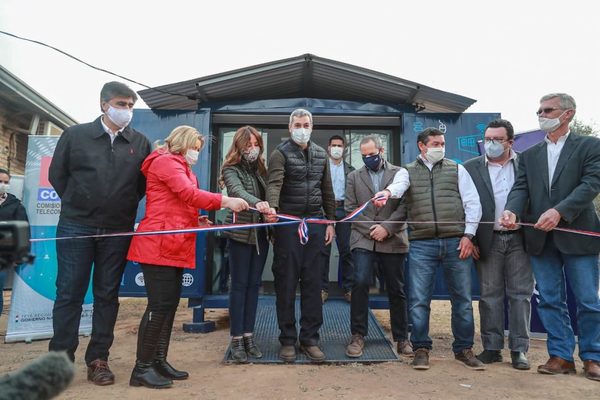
[243,335,263,358]
[130,310,173,389]
[154,308,189,380]
[130,362,173,389]
[231,337,247,363]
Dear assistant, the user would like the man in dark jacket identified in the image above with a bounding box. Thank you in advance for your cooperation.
[463,119,533,370]
[267,108,335,363]
[501,93,600,381]
[0,168,29,316]
[321,135,355,303]
[48,82,151,385]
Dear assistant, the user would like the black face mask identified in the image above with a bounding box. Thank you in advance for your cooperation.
[362,154,382,171]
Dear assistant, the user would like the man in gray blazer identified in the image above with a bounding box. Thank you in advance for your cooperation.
[344,135,412,358]
[463,119,533,370]
[501,93,600,381]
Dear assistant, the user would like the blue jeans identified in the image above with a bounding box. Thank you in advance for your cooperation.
[351,248,408,341]
[530,239,600,362]
[228,229,268,337]
[408,237,475,353]
[48,219,132,364]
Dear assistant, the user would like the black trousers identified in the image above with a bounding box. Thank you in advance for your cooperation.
[272,223,326,346]
[350,249,408,341]
[136,264,183,362]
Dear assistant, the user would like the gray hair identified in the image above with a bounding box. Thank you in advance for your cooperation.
[360,135,383,150]
[289,108,313,126]
[540,93,577,110]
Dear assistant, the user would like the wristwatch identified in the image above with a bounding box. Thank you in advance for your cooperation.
[463,233,475,241]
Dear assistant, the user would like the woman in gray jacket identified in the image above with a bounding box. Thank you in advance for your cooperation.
[220,126,273,363]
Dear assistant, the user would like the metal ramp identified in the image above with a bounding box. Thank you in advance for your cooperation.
[224,297,399,364]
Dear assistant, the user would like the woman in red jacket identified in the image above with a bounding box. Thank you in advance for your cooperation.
[127,125,248,389]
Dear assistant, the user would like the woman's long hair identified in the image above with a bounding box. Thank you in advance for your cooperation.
[219,126,266,189]
[154,125,204,154]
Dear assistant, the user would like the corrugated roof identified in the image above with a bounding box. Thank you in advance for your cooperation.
[138,54,476,113]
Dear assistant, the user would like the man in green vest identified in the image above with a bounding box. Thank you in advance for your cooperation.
[374,127,484,371]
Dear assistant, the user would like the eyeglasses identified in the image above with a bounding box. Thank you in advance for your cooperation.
[536,107,562,116]
[484,138,509,144]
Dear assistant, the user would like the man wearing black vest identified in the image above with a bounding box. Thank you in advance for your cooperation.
[463,119,533,370]
[374,127,483,371]
[267,108,335,363]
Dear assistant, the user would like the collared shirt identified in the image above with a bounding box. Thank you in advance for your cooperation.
[386,155,482,235]
[367,162,386,192]
[486,150,517,230]
[329,158,345,201]
[100,115,124,144]
[544,130,570,186]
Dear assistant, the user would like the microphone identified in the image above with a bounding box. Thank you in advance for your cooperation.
[0,351,75,400]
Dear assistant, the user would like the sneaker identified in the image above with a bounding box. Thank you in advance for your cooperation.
[230,337,247,363]
[397,340,414,357]
[321,290,329,304]
[412,348,430,370]
[455,349,486,370]
[344,291,352,303]
[345,334,365,358]
[477,349,503,364]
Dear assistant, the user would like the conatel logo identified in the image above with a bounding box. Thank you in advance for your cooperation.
[182,273,194,287]
[135,273,145,287]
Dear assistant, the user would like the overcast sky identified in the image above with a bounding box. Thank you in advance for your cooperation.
[1,0,598,133]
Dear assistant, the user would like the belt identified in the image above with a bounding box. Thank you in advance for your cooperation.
[335,200,345,207]
[493,230,520,235]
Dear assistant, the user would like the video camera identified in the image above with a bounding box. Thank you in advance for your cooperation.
[0,220,34,270]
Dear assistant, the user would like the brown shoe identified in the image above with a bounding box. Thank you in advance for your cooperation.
[397,340,414,357]
[321,290,329,304]
[583,360,600,381]
[412,348,430,370]
[455,349,486,370]
[537,356,576,375]
[344,291,352,303]
[87,359,115,386]
[300,345,326,363]
[279,345,296,362]
[345,334,365,358]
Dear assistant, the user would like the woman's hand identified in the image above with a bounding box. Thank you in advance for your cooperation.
[255,201,271,213]
[198,215,213,227]
[222,196,249,212]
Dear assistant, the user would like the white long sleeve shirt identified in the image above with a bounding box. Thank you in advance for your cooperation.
[386,156,482,235]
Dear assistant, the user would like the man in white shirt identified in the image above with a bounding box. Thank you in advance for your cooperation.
[463,119,533,370]
[374,127,483,371]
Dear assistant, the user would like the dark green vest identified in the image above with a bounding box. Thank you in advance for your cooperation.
[405,158,465,240]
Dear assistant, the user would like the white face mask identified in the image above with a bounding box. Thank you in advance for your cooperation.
[425,147,445,164]
[242,147,260,162]
[185,149,199,165]
[105,104,133,129]
[484,141,506,159]
[538,111,566,133]
[329,147,343,160]
[291,128,311,145]
[0,183,9,194]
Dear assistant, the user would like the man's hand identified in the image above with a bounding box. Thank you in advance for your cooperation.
[457,236,475,259]
[369,224,389,242]
[325,225,335,245]
[472,245,480,261]
[499,210,518,229]
[534,208,561,232]
[372,189,391,208]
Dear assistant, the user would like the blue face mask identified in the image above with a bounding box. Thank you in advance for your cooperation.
[362,153,382,171]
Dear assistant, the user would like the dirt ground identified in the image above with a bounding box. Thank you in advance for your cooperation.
[1,293,598,400]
